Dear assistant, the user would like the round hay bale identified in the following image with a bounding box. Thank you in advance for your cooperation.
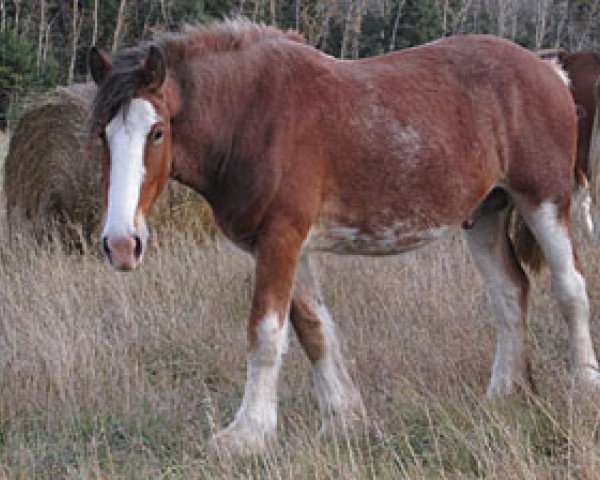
[4,83,216,250]
[4,83,101,248]
[153,181,219,244]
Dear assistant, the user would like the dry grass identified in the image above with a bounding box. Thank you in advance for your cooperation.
[1,194,600,478]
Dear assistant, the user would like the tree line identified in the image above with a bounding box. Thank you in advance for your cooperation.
[1,0,600,128]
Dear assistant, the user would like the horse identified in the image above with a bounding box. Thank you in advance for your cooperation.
[539,49,600,235]
[88,20,600,454]
[550,51,600,236]
[563,52,600,185]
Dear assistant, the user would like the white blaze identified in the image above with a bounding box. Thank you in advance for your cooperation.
[102,98,159,239]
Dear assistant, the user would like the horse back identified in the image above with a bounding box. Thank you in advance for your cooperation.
[282,35,577,254]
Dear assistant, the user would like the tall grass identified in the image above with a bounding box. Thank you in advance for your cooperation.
[0,200,600,478]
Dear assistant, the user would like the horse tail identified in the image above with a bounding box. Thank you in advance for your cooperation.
[585,96,600,239]
[512,110,595,273]
[511,144,592,274]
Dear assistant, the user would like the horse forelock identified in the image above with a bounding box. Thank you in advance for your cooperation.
[90,48,150,138]
[90,19,304,138]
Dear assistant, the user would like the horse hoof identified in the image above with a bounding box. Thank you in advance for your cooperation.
[574,367,600,392]
[209,421,275,456]
[317,402,368,440]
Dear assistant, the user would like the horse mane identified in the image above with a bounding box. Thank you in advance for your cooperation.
[90,19,305,137]
[175,19,305,55]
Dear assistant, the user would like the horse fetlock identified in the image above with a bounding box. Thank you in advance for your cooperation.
[487,356,533,398]
[317,384,367,439]
[487,376,517,398]
[210,413,277,455]
[318,396,367,439]
[572,365,600,390]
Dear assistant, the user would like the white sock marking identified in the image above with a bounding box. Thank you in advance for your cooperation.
[526,202,599,379]
[229,313,288,444]
[464,212,527,397]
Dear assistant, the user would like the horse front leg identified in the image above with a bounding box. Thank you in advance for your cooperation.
[210,219,304,455]
[291,254,366,436]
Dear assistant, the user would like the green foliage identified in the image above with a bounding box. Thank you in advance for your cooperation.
[393,0,442,50]
[359,13,387,57]
[173,0,211,25]
[0,29,58,128]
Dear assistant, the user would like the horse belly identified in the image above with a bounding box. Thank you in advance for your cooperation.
[305,222,454,255]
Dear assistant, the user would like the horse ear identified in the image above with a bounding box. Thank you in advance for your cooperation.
[141,45,166,90]
[89,47,112,85]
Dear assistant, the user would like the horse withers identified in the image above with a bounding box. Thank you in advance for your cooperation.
[88,21,600,454]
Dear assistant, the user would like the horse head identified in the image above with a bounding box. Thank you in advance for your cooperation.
[89,45,172,270]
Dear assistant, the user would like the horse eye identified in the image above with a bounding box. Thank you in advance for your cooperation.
[153,128,164,144]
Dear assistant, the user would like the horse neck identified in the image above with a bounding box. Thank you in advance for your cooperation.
[170,46,287,198]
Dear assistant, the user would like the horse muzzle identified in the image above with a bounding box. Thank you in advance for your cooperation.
[102,234,144,271]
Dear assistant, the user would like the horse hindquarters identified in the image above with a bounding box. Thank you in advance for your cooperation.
[464,193,534,396]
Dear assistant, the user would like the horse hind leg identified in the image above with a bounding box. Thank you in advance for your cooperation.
[290,254,366,435]
[521,201,600,387]
[464,189,534,397]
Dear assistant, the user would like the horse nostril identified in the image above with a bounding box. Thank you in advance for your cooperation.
[134,235,142,260]
[102,236,111,261]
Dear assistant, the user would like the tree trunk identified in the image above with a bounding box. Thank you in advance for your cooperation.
[554,0,568,47]
[575,0,600,50]
[340,4,353,59]
[510,1,518,40]
[86,0,98,81]
[497,0,507,37]
[340,0,364,59]
[295,0,300,30]
[13,0,20,34]
[535,0,550,49]
[351,3,363,59]
[160,0,171,26]
[270,0,276,25]
[389,0,405,51]
[112,0,128,52]
[442,0,448,35]
[92,0,98,46]
[37,0,46,73]
[43,18,50,66]
[252,0,260,22]
[68,0,82,84]
[318,6,331,51]
[41,12,55,68]
[1,0,5,33]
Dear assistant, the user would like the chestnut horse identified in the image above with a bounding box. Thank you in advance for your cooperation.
[563,52,600,185]
[540,49,600,235]
[556,51,600,235]
[89,21,600,454]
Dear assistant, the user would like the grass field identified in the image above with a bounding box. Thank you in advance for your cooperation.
[1,191,600,478]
